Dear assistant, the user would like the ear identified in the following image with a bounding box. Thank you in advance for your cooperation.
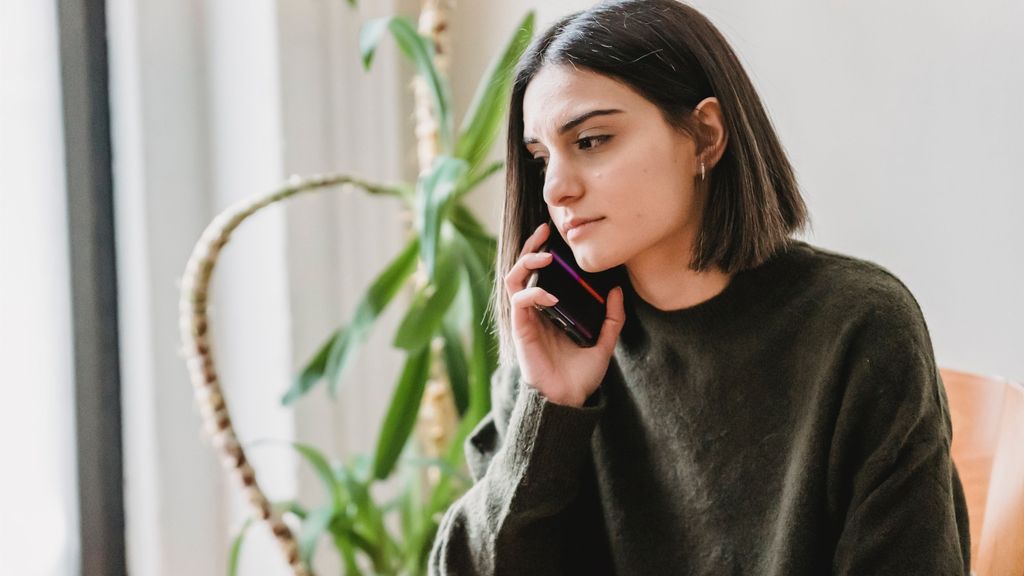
[693,97,728,169]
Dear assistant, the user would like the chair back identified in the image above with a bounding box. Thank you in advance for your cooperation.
[942,367,1024,575]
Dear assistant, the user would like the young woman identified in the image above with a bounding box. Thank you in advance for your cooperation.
[430,1,970,574]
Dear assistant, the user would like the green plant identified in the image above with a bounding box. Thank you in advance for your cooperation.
[179,5,535,575]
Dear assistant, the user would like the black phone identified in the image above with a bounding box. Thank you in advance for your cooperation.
[526,220,623,347]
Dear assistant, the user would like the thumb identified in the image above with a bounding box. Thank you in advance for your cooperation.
[596,286,625,353]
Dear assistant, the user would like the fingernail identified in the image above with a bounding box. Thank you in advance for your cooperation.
[545,293,559,305]
[536,222,547,232]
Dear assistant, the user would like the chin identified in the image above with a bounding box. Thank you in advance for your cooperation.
[572,248,618,274]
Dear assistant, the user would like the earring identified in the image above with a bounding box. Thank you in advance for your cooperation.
[700,161,706,181]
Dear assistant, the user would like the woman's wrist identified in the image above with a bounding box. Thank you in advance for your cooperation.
[541,389,587,408]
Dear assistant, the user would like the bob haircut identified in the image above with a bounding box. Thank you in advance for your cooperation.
[492,0,810,368]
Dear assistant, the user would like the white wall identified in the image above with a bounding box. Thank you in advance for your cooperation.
[450,0,1024,382]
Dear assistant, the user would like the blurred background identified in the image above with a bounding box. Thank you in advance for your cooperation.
[1,0,1020,574]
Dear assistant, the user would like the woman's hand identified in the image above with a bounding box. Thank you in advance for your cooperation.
[504,222,626,407]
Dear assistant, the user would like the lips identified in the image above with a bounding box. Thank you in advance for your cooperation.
[565,217,604,239]
[565,216,603,233]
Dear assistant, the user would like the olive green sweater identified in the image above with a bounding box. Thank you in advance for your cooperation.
[429,239,970,575]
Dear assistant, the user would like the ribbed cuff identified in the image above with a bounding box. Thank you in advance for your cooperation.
[495,379,606,514]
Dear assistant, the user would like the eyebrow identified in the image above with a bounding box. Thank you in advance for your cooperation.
[523,108,624,145]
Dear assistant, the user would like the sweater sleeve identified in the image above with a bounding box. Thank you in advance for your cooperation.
[828,281,970,575]
[428,363,606,576]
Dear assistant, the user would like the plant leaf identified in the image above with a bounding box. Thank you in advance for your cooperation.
[454,160,504,205]
[333,462,383,543]
[331,529,365,576]
[393,240,462,352]
[325,237,420,398]
[449,203,497,277]
[362,17,454,152]
[359,18,390,70]
[417,156,469,279]
[281,326,341,405]
[227,517,255,576]
[441,306,470,416]
[298,504,337,567]
[372,346,432,480]
[397,472,419,551]
[457,233,498,418]
[288,442,345,513]
[285,238,419,403]
[275,500,308,521]
[455,12,534,172]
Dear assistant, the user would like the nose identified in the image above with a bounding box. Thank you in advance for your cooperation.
[541,156,584,208]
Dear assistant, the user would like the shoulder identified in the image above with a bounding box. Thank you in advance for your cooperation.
[779,243,944,414]
[779,245,951,437]
[777,240,933,347]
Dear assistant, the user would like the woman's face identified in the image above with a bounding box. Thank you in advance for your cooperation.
[522,64,703,273]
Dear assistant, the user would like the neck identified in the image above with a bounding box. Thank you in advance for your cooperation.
[625,240,732,312]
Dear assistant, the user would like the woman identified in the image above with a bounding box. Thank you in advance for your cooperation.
[430,1,970,574]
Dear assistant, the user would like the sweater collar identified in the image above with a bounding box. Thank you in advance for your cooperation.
[618,239,804,344]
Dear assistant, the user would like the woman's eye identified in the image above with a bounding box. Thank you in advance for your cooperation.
[529,157,548,175]
[527,135,610,176]
[577,134,611,150]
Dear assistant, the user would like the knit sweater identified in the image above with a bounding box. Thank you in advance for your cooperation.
[428,239,971,575]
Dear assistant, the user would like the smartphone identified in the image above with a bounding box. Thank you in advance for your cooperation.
[526,220,623,347]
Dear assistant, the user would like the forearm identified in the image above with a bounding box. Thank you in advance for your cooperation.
[429,382,605,575]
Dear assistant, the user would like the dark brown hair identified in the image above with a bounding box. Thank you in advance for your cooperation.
[493,0,810,367]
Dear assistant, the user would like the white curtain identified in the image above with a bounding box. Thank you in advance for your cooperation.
[0,1,81,574]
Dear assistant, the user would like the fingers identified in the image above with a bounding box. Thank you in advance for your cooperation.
[596,286,626,352]
[505,223,553,297]
[518,222,551,259]
[504,251,554,297]
[510,286,559,310]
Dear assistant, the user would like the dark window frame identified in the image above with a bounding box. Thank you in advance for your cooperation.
[57,0,127,574]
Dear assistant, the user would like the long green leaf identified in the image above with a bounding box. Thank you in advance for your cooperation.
[441,316,470,416]
[405,235,499,563]
[331,529,365,576]
[298,504,337,567]
[362,17,453,152]
[291,442,344,510]
[457,233,498,419]
[417,156,469,279]
[372,346,432,480]
[275,500,307,521]
[393,240,462,352]
[456,12,535,172]
[227,518,255,576]
[453,160,504,205]
[281,326,341,405]
[397,472,419,554]
[329,519,381,572]
[284,238,419,403]
[449,204,497,279]
[332,461,389,558]
[328,238,420,398]
[359,18,390,70]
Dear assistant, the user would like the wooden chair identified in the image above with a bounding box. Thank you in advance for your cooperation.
[942,367,1024,575]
